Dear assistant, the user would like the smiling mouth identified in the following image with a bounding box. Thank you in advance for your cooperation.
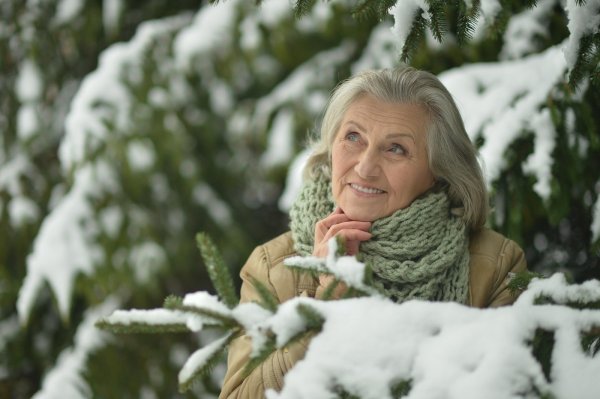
[349,183,385,195]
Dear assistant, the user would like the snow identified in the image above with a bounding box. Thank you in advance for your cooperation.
[252,41,355,134]
[278,148,311,212]
[500,0,556,60]
[31,299,118,399]
[104,308,190,327]
[127,139,155,171]
[351,23,397,74]
[516,273,600,305]
[440,45,566,185]
[563,0,600,70]
[16,59,43,101]
[178,333,232,387]
[248,282,600,399]
[192,183,233,226]
[522,108,556,200]
[53,0,84,26]
[17,104,38,141]
[592,196,600,243]
[128,241,166,284]
[17,161,115,323]
[183,292,232,316]
[102,0,124,35]
[173,0,238,71]
[261,109,295,168]
[389,1,428,53]
[8,195,40,226]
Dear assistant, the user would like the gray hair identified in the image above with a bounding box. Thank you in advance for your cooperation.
[304,66,489,231]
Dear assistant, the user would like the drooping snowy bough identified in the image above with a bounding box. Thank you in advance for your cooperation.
[97,237,600,399]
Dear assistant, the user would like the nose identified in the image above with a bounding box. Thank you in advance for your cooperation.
[354,149,380,179]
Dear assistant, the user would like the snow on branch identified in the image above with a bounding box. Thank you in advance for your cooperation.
[439,45,566,190]
[97,270,600,398]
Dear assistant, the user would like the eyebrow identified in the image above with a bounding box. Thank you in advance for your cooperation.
[344,120,416,143]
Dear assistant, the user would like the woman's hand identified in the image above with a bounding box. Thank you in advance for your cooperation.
[312,207,372,258]
[313,208,371,300]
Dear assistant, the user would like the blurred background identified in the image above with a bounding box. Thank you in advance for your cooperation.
[1,0,599,397]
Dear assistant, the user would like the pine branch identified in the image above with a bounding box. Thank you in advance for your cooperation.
[293,0,317,18]
[507,270,544,294]
[390,379,413,398]
[242,335,277,377]
[455,0,480,44]
[401,11,428,62]
[426,0,448,43]
[296,303,325,331]
[249,276,279,312]
[166,302,239,329]
[196,232,239,309]
[96,319,190,334]
[178,332,236,392]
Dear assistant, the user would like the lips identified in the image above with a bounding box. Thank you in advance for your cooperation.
[349,183,385,195]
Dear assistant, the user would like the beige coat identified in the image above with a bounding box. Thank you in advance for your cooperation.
[219,229,527,398]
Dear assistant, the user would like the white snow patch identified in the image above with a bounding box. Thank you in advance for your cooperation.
[183,292,232,316]
[178,333,232,386]
[440,45,566,185]
[261,109,295,168]
[17,105,38,141]
[192,183,232,226]
[53,0,85,26]
[563,0,600,70]
[8,196,40,226]
[278,148,311,212]
[592,195,600,243]
[102,0,124,35]
[127,139,155,171]
[522,108,556,200]
[16,59,43,101]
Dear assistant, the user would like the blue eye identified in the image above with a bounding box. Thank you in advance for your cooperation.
[389,144,406,155]
[346,132,360,142]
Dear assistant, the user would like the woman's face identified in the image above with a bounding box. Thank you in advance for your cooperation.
[331,95,435,222]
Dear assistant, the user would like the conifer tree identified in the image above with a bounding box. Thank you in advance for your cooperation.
[2,0,599,397]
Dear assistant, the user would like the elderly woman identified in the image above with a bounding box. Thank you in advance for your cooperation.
[219,67,527,398]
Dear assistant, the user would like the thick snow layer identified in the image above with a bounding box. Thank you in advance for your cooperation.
[563,0,600,70]
[254,282,600,399]
[440,45,566,185]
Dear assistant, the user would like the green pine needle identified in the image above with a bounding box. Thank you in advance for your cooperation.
[249,276,279,312]
[196,232,239,309]
[242,335,277,377]
[178,332,235,393]
[507,270,544,295]
[95,319,189,334]
[179,305,239,328]
[296,303,325,331]
[163,295,184,309]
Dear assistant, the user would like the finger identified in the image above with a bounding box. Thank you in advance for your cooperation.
[324,221,372,239]
[322,228,372,247]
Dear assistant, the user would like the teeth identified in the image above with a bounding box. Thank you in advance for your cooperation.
[351,183,384,194]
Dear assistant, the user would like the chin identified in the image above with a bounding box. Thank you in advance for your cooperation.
[342,207,378,222]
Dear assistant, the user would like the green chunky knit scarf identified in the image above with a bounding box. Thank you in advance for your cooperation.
[289,170,470,304]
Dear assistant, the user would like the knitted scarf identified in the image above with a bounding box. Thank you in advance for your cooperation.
[289,170,470,304]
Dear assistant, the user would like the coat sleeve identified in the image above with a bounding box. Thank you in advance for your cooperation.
[219,244,310,399]
[487,238,528,307]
